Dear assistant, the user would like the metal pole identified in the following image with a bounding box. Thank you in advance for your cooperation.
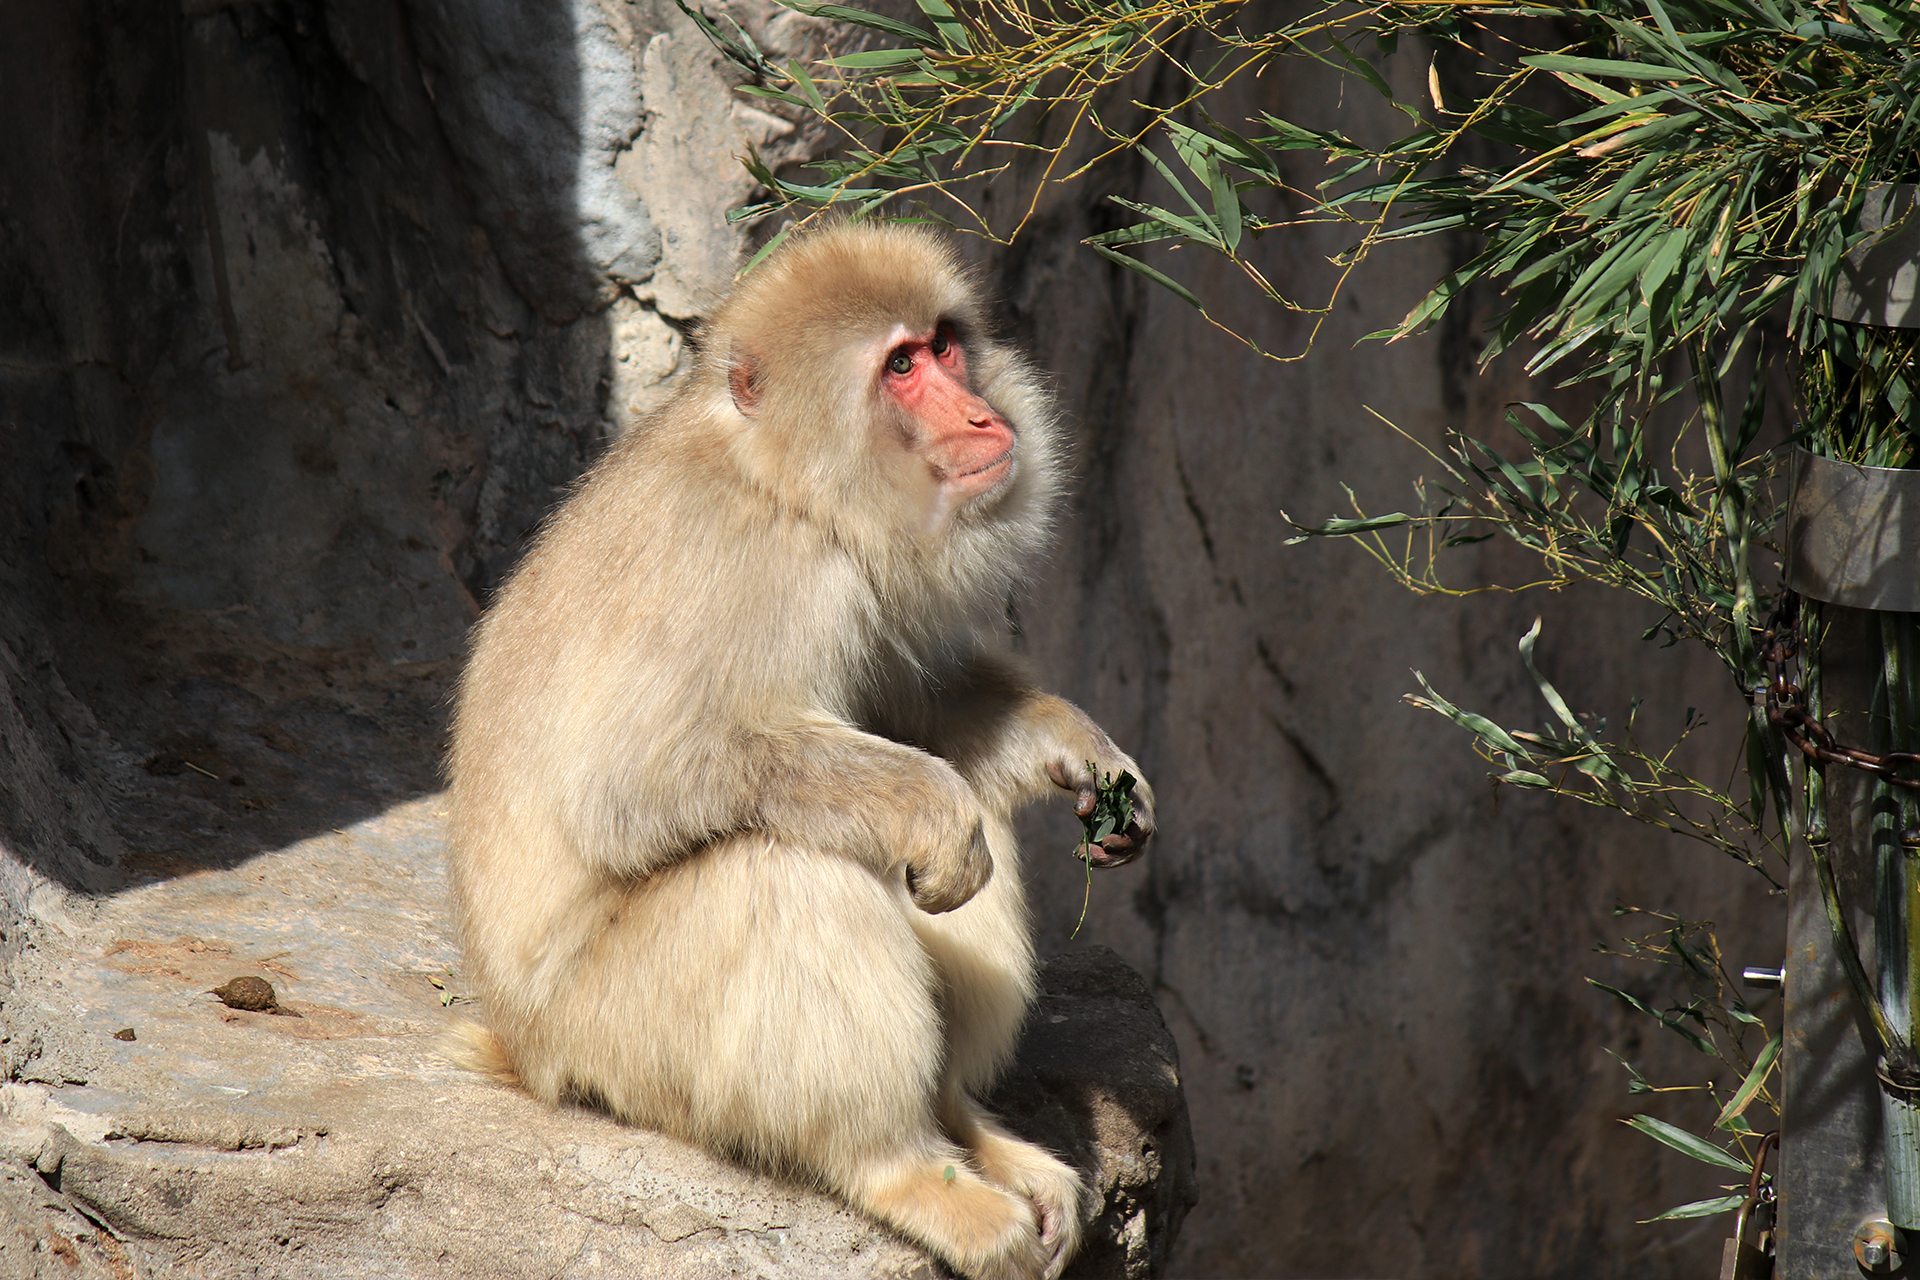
[1781,605,1887,1277]
[1879,612,1920,1227]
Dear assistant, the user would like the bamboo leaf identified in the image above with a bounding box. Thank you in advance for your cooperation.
[1165,126,1240,250]
[1134,147,1225,246]
[1517,621,1622,781]
[1590,980,1719,1055]
[1253,114,1361,153]
[1474,101,1579,150]
[786,60,826,113]
[675,0,774,77]
[1552,70,1628,102]
[911,0,971,51]
[1289,511,1416,536]
[1520,54,1699,82]
[760,176,888,202]
[1714,1034,1782,1130]
[1086,220,1184,248]
[1088,243,1201,309]
[780,0,936,45]
[737,222,796,276]
[1107,198,1221,251]
[1396,262,1480,336]
[1406,673,1534,758]
[1374,215,1469,243]
[1637,229,1690,307]
[1209,160,1242,251]
[1327,35,1392,98]
[1191,110,1284,183]
[1643,1194,1746,1222]
[1623,1114,1752,1171]
[821,47,927,69]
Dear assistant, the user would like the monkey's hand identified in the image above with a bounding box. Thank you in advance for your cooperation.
[750,726,992,913]
[1042,718,1155,868]
[897,762,993,913]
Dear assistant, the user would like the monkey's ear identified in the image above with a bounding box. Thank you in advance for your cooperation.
[728,344,764,417]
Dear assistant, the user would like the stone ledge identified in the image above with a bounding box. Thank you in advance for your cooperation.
[0,798,1191,1278]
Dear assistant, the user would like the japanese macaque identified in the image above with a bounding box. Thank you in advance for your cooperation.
[445,222,1154,1280]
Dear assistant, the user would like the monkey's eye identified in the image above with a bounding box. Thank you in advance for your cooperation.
[888,351,914,376]
[929,332,950,357]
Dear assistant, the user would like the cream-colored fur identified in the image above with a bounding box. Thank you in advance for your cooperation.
[446,224,1153,1280]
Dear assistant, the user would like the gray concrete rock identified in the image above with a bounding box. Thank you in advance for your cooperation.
[0,797,1190,1278]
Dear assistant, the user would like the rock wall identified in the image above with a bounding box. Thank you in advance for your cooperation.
[0,0,823,896]
[0,1,1779,1277]
[960,47,1782,1279]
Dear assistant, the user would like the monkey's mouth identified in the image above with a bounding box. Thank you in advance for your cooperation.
[951,448,1014,483]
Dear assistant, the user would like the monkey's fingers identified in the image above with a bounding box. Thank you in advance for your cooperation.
[907,826,993,913]
[1039,1201,1078,1280]
[1046,759,1090,799]
[1086,829,1144,868]
[1034,1197,1066,1258]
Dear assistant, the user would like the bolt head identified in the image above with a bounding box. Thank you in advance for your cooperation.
[1854,1219,1905,1273]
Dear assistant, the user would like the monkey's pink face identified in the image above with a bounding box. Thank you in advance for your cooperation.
[879,323,1015,513]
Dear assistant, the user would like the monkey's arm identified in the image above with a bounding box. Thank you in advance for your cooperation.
[574,715,994,913]
[900,657,1156,865]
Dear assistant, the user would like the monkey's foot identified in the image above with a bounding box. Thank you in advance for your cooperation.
[959,1125,1086,1280]
[939,1091,1087,1278]
[847,1155,1052,1280]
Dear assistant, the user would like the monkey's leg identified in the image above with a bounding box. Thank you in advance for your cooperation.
[522,836,1053,1280]
[909,818,1086,1278]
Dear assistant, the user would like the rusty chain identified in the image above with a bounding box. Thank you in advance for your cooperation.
[1761,591,1920,793]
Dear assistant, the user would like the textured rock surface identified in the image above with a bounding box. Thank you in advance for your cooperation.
[0,0,1781,1277]
[0,798,1189,1278]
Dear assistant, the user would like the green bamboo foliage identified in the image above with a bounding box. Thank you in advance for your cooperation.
[689,0,1920,1223]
